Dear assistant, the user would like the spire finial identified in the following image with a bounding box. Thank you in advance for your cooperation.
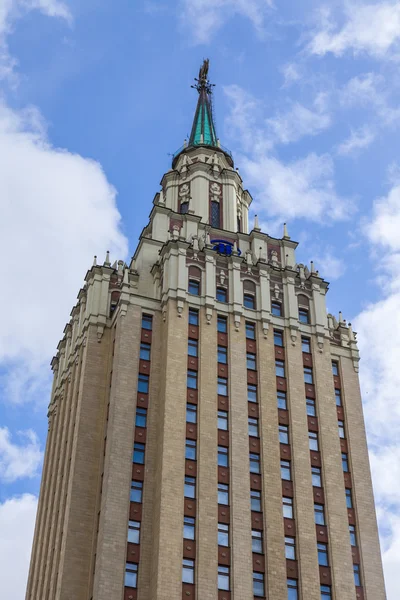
[283,222,290,239]
[104,251,111,267]
[254,214,261,231]
[188,60,218,148]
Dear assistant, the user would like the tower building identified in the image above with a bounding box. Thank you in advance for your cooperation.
[26,61,386,600]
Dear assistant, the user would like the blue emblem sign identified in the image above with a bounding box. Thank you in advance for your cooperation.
[211,239,241,256]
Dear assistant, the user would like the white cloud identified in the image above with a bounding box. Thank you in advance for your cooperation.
[337,125,375,156]
[313,249,345,280]
[0,428,42,482]
[266,94,331,144]
[0,494,38,600]
[281,62,302,87]
[365,181,400,252]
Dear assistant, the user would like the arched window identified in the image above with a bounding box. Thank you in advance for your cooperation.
[243,280,256,310]
[211,201,221,228]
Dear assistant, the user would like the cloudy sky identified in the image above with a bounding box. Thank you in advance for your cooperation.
[1,0,400,597]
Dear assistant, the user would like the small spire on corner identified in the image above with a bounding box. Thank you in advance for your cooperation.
[283,222,290,239]
[104,251,111,267]
[93,255,97,266]
[254,214,261,231]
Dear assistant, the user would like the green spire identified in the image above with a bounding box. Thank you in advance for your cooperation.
[189,59,218,148]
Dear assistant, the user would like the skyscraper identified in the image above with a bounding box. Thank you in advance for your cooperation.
[26,61,386,600]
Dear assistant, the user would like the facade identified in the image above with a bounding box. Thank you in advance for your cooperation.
[26,62,386,600]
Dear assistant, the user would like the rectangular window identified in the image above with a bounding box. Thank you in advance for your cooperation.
[218,346,228,364]
[342,453,349,472]
[281,460,291,481]
[218,483,229,505]
[128,520,140,544]
[345,488,353,508]
[218,377,228,396]
[218,410,229,430]
[138,374,149,394]
[332,361,339,376]
[251,489,261,512]
[314,504,325,525]
[218,446,229,467]
[299,308,309,324]
[252,530,263,554]
[248,384,257,403]
[218,565,230,591]
[249,453,261,474]
[338,420,345,438]
[283,497,293,519]
[182,559,195,584]
[318,543,329,566]
[189,308,199,326]
[321,585,332,598]
[189,279,200,295]
[312,466,322,487]
[271,301,282,316]
[186,439,196,461]
[279,424,289,445]
[218,522,229,547]
[184,476,196,498]
[217,315,227,333]
[277,391,287,410]
[244,293,256,309]
[142,314,152,330]
[349,525,357,546]
[335,389,342,406]
[247,352,257,370]
[287,578,298,600]
[354,564,361,586]
[188,339,198,357]
[216,287,228,303]
[309,431,319,451]
[140,342,151,361]
[130,481,143,503]
[184,516,195,540]
[274,330,284,347]
[301,337,311,353]
[187,370,198,389]
[246,322,256,339]
[304,367,313,384]
[248,417,259,437]
[276,360,285,378]
[186,403,197,423]
[253,572,264,597]
[285,536,296,560]
[125,562,138,588]
[133,443,145,464]
[135,407,147,428]
[306,397,316,416]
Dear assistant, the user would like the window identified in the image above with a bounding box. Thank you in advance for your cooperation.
[218,446,229,467]
[318,543,329,566]
[248,417,259,437]
[271,301,282,316]
[306,398,316,416]
[332,362,339,376]
[218,410,229,430]
[133,443,145,464]
[335,389,342,406]
[135,407,147,428]
[188,339,198,357]
[138,374,149,394]
[237,216,241,232]
[301,337,311,353]
[314,504,325,525]
[253,572,264,597]
[281,460,291,481]
[216,287,228,303]
[252,530,263,554]
[244,293,256,309]
[251,489,261,512]
[182,559,195,584]
[125,562,138,588]
[349,525,357,546]
[345,488,353,509]
[218,483,229,505]
[285,537,296,560]
[250,453,261,473]
[184,516,195,540]
[276,360,285,377]
[321,584,332,598]
[180,201,189,214]
[287,579,298,600]
[142,314,152,330]
[218,346,228,364]
[187,370,198,389]
[218,377,228,396]
[130,481,143,503]
[283,497,293,519]
[342,453,349,472]
[277,391,287,410]
[140,342,151,361]
[128,520,140,544]
[304,367,313,384]
[184,476,196,498]
[247,352,257,370]
[211,200,221,228]
[248,384,257,403]
[189,279,200,295]
[217,315,227,333]
[279,424,289,445]
[338,420,345,438]
[309,431,319,451]
[218,565,230,591]
[274,330,284,347]
[218,522,229,547]
[299,308,309,324]
[186,439,196,461]
[189,308,199,326]
[312,466,322,487]
[246,322,256,339]
[354,564,361,586]
[186,403,197,423]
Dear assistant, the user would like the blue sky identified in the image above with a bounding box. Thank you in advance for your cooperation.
[1,0,400,597]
